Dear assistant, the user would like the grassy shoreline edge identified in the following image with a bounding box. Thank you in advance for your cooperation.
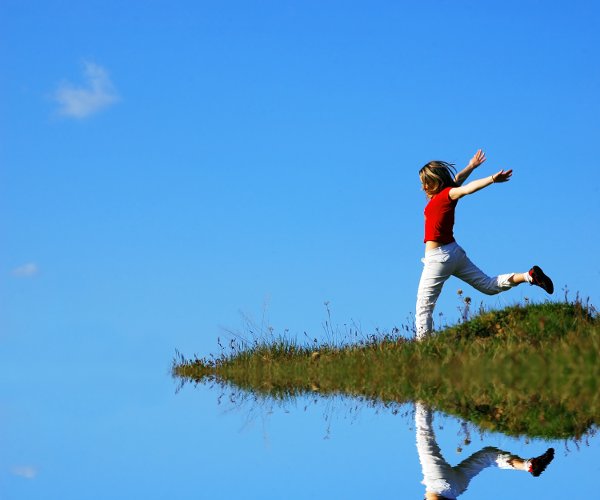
[173,300,599,439]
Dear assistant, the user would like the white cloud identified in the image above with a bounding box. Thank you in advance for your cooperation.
[55,61,119,118]
[12,262,38,277]
[11,465,38,479]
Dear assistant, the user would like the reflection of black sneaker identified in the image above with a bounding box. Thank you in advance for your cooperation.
[529,266,554,294]
[529,448,555,477]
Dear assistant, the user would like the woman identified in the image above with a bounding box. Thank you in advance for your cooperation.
[415,149,553,340]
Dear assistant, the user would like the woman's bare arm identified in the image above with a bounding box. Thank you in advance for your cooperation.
[454,149,486,186]
[449,169,512,200]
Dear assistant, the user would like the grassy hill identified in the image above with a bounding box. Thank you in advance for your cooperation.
[173,299,599,439]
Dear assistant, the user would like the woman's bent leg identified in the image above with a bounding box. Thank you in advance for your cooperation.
[453,247,517,296]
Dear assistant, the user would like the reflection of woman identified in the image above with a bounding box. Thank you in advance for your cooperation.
[415,402,554,499]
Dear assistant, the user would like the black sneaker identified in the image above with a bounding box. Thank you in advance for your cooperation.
[529,266,554,294]
[529,448,555,477]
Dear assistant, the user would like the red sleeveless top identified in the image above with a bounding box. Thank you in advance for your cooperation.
[423,187,457,244]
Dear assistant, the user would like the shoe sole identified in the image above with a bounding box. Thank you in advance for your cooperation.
[531,448,555,476]
[532,266,554,294]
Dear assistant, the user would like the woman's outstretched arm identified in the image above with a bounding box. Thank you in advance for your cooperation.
[454,149,486,186]
[449,169,512,200]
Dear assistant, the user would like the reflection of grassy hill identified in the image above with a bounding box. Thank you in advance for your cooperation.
[173,300,599,440]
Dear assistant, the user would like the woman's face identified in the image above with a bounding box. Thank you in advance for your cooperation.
[421,181,433,198]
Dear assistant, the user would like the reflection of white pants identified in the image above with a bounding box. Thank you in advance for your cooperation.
[415,242,517,339]
[415,402,523,498]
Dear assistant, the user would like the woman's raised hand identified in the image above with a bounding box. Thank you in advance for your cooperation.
[492,169,513,183]
[468,149,487,169]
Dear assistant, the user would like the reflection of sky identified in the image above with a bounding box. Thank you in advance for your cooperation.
[1,343,598,500]
[3,0,600,497]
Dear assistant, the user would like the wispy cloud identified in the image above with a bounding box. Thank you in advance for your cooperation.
[54,61,119,118]
[12,262,39,277]
[11,465,38,479]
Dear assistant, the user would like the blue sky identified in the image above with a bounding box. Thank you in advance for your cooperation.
[1,1,600,496]
[4,0,599,349]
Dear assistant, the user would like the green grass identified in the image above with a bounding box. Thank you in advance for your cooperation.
[173,299,599,440]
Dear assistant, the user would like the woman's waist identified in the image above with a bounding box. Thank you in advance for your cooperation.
[425,240,457,252]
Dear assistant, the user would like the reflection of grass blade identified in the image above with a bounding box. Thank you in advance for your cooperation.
[173,300,599,440]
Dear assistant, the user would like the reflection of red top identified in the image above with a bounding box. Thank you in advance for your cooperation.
[424,187,458,244]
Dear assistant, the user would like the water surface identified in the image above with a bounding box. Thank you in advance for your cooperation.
[1,327,597,499]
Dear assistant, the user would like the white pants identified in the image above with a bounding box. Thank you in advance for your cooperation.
[416,242,516,339]
[415,402,526,498]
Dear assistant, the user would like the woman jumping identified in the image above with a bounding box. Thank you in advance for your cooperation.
[415,149,554,340]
